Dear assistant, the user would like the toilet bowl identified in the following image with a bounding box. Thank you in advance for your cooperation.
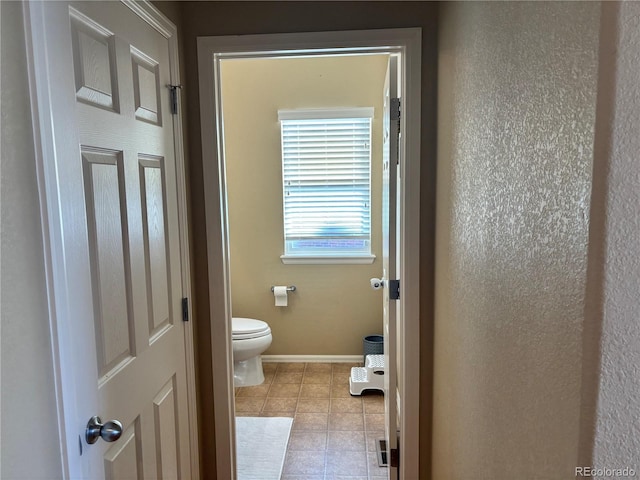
[232,317,272,387]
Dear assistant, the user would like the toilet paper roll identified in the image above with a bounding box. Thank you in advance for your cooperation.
[273,286,288,307]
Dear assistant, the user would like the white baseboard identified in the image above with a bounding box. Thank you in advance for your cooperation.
[262,354,362,363]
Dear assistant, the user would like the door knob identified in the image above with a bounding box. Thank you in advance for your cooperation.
[85,416,123,444]
[370,278,384,290]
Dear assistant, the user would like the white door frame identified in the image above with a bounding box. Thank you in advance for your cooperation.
[198,28,421,479]
[23,1,199,477]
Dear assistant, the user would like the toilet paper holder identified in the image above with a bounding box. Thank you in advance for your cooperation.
[271,285,296,292]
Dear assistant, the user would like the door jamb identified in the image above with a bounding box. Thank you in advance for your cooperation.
[23,1,199,477]
[197,28,421,479]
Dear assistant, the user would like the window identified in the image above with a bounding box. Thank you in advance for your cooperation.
[279,107,375,264]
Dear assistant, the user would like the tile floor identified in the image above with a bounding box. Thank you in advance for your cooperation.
[234,362,388,480]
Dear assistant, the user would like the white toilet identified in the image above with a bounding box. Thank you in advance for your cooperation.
[232,317,272,387]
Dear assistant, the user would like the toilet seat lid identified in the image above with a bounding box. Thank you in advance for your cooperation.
[232,317,271,339]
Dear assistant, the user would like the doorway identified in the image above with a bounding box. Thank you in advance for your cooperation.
[222,53,388,478]
[197,28,421,479]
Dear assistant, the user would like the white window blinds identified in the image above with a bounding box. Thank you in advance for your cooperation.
[279,108,374,257]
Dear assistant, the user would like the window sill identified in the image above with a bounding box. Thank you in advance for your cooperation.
[280,254,376,265]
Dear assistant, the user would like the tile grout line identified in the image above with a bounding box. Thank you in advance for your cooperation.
[262,364,273,416]
[278,362,295,478]
[324,364,336,480]
[263,362,275,415]
[323,362,330,479]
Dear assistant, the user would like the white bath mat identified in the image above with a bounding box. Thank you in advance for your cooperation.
[236,416,293,480]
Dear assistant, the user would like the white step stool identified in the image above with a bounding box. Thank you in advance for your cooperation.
[350,354,385,395]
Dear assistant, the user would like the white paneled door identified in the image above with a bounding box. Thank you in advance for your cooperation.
[382,55,399,480]
[26,1,192,478]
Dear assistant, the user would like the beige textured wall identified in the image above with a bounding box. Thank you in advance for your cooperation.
[221,56,387,355]
[435,2,599,479]
[1,2,63,478]
[579,2,640,470]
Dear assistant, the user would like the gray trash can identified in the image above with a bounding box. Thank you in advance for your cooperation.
[363,335,384,363]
